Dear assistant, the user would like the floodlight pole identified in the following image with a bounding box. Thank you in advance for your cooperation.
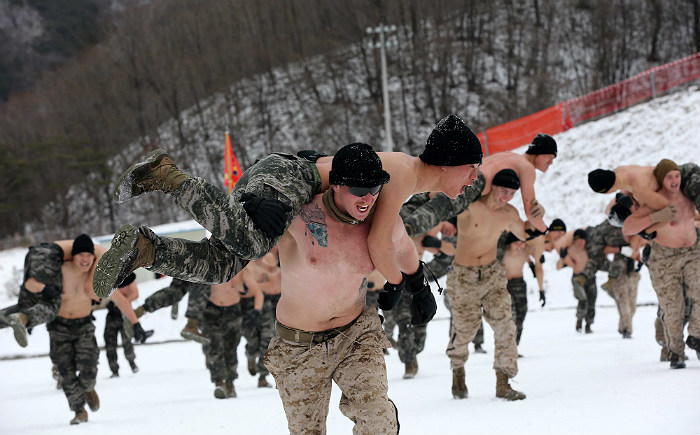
[367,24,397,152]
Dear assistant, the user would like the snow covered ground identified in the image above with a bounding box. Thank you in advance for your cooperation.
[1,86,699,434]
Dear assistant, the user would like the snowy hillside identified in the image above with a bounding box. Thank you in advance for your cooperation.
[0,86,698,435]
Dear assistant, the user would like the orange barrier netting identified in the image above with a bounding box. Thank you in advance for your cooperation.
[476,53,700,154]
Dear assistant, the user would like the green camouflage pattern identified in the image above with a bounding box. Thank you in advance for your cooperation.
[403,173,485,238]
[680,162,700,212]
[174,153,321,260]
[446,261,519,378]
[254,293,280,376]
[581,220,627,282]
[392,292,427,364]
[103,304,135,373]
[200,300,242,383]
[572,273,597,323]
[241,297,260,362]
[507,278,528,345]
[48,317,99,412]
[647,236,700,358]
[264,308,397,435]
[143,278,210,321]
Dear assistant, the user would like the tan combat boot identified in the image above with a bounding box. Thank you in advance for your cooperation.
[575,318,582,332]
[113,149,191,203]
[451,366,467,399]
[601,278,617,299]
[93,225,155,299]
[258,375,272,388]
[214,381,228,399]
[70,407,88,425]
[85,389,100,411]
[180,318,210,344]
[247,357,257,376]
[8,312,28,347]
[495,370,526,401]
[134,305,146,318]
[403,360,418,379]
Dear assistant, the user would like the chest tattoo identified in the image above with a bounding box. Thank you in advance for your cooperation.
[300,203,328,247]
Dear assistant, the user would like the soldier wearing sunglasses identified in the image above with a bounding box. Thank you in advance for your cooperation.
[94,115,484,333]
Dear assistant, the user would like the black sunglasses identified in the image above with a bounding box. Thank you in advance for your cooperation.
[347,185,382,197]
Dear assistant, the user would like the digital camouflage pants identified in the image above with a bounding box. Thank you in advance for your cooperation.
[581,220,627,282]
[572,273,597,323]
[444,286,485,347]
[48,316,99,412]
[143,278,210,321]
[446,261,518,378]
[507,278,528,345]
[393,292,427,364]
[255,293,280,376]
[265,308,397,435]
[680,163,700,213]
[647,236,700,358]
[201,300,242,383]
[610,254,640,334]
[143,153,321,285]
[104,304,135,373]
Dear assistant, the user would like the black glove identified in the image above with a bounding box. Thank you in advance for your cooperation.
[421,235,442,249]
[527,261,536,277]
[540,254,545,264]
[560,247,568,259]
[244,309,262,330]
[404,263,437,326]
[367,281,375,289]
[133,322,154,344]
[41,284,61,298]
[377,277,405,311]
[240,192,293,238]
[539,290,546,307]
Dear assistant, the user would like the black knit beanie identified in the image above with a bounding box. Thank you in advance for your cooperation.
[573,229,587,240]
[548,218,567,232]
[71,234,94,256]
[587,169,616,193]
[525,133,557,156]
[492,169,520,190]
[504,232,521,245]
[329,143,390,188]
[419,114,483,166]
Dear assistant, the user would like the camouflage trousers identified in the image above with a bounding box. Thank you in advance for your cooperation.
[145,153,322,284]
[393,292,427,364]
[242,294,279,376]
[581,221,627,281]
[23,295,61,329]
[104,306,135,373]
[680,162,700,213]
[403,173,485,237]
[446,261,518,378]
[572,273,597,323]
[255,293,280,376]
[612,267,640,334]
[648,237,700,357]
[382,307,397,343]
[143,278,210,321]
[48,316,99,412]
[365,290,380,311]
[507,278,528,345]
[201,300,242,383]
[443,287,484,346]
[265,308,397,435]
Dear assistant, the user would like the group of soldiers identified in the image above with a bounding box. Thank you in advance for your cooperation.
[1,113,699,434]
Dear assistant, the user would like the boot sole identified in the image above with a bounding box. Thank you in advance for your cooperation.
[93,225,140,298]
[214,386,228,399]
[113,149,169,203]
[9,314,28,347]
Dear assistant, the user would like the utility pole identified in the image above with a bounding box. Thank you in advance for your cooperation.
[366,24,397,152]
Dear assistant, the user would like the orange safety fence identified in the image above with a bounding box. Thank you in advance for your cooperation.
[477,53,700,154]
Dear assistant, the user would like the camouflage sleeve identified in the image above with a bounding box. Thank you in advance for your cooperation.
[680,163,700,213]
[26,242,64,286]
[403,173,485,237]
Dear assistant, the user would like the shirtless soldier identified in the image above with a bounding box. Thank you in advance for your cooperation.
[94,114,483,325]
[264,143,420,434]
[446,169,528,401]
[623,159,700,368]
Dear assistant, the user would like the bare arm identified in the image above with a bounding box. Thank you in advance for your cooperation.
[106,290,138,324]
[393,215,420,275]
[519,166,547,232]
[24,277,47,293]
[622,205,655,236]
[368,172,417,284]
